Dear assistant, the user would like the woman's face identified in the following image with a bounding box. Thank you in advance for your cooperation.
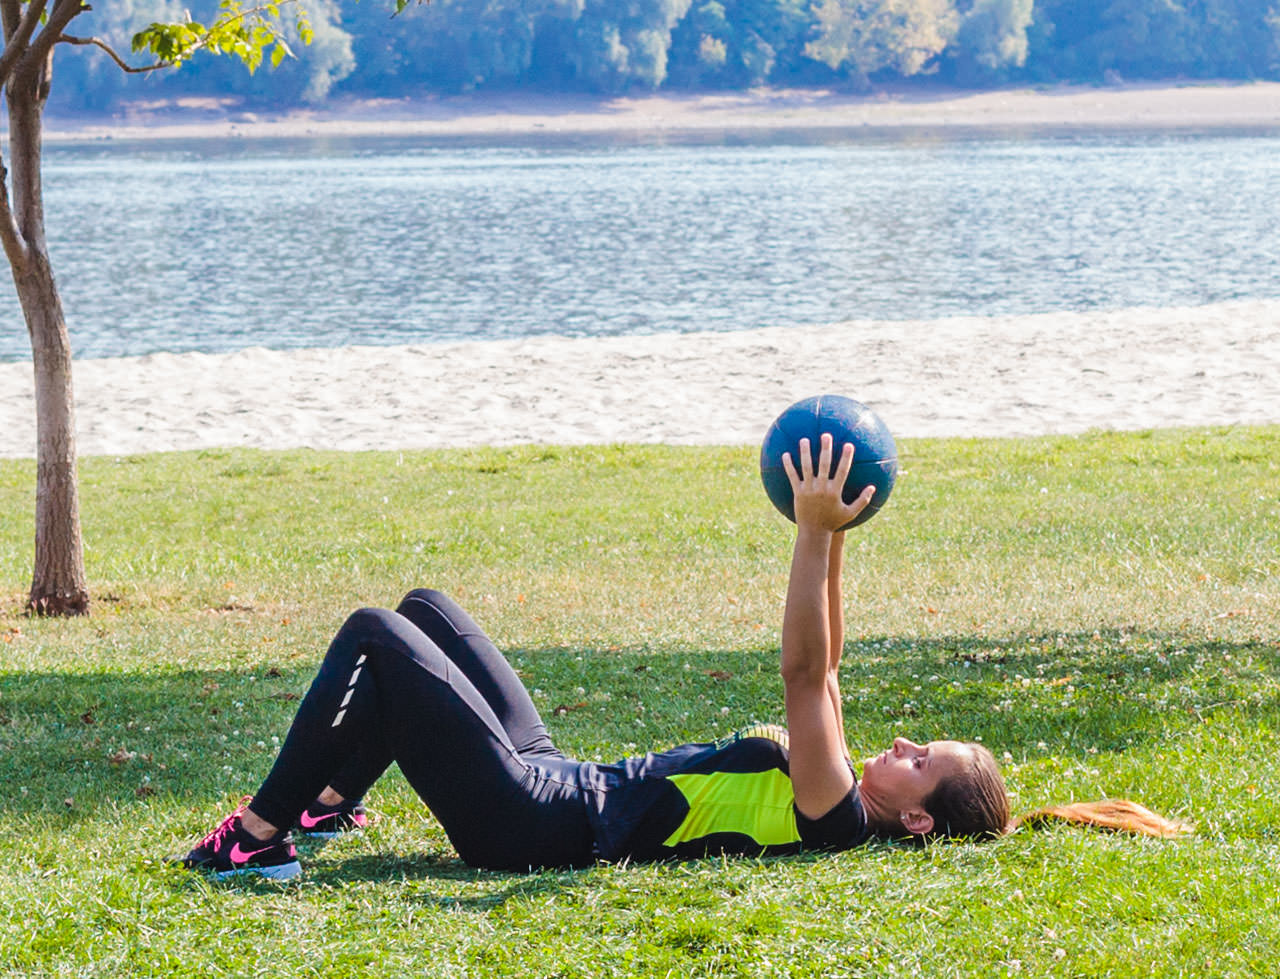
[860,737,973,812]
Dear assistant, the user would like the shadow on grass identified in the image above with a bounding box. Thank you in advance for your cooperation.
[158,842,594,909]
[1,629,1276,853]
[305,850,595,909]
[168,841,596,908]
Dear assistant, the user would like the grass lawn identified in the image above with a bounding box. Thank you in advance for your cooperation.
[0,427,1277,977]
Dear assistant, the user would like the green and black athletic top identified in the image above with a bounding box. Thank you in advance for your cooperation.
[579,724,869,863]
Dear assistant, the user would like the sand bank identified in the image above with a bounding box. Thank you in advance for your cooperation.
[44,82,1280,143]
[0,301,1277,458]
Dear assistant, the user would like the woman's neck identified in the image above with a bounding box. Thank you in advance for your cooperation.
[858,783,896,835]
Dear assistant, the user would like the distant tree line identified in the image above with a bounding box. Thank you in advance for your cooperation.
[51,0,1280,114]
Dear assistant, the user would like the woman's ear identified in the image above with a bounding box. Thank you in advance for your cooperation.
[900,808,935,836]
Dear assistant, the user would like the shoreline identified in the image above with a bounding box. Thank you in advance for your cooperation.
[41,82,1280,143]
[15,89,1280,457]
[1,301,1278,458]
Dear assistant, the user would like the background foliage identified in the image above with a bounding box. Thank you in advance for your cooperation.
[47,0,1280,115]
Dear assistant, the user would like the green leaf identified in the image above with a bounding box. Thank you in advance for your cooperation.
[296,9,314,46]
[130,1,327,71]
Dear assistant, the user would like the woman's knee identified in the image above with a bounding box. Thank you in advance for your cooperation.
[332,607,416,658]
[341,606,400,635]
[395,589,479,635]
[396,588,453,613]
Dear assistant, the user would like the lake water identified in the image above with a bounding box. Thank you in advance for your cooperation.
[3,126,1279,362]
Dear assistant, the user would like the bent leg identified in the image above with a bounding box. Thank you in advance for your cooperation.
[394,588,561,758]
[323,587,561,802]
[322,729,392,805]
[249,607,591,870]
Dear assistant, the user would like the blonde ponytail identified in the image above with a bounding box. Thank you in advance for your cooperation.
[1012,799,1192,838]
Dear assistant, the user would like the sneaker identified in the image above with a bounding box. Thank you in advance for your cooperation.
[294,798,369,838]
[174,797,301,880]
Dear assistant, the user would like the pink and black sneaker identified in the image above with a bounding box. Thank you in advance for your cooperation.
[174,797,301,880]
[294,798,369,839]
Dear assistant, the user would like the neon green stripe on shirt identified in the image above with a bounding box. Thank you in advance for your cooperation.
[662,768,799,848]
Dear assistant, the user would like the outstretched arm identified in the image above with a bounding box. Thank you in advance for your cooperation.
[780,434,874,819]
[826,530,851,760]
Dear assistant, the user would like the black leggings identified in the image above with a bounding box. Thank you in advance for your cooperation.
[249,590,595,870]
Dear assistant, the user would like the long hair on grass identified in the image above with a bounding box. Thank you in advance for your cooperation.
[1011,799,1192,838]
[918,745,1192,840]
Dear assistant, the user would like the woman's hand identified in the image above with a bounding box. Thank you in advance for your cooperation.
[781,433,875,534]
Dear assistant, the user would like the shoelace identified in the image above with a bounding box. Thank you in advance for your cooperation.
[196,796,253,850]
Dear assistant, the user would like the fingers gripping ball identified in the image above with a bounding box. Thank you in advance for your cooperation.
[760,395,898,529]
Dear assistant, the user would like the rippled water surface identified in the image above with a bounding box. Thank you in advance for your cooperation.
[3,126,1278,360]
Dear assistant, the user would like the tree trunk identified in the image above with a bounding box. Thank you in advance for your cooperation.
[6,59,89,616]
[14,251,88,615]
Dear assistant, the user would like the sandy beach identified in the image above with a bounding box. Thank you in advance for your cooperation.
[44,81,1280,142]
[0,300,1277,458]
[14,85,1279,457]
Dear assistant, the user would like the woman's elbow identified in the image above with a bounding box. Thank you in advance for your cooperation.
[780,659,829,690]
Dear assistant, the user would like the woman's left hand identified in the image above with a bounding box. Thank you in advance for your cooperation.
[781,432,875,533]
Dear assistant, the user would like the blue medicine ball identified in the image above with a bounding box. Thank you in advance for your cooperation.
[759,395,897,529]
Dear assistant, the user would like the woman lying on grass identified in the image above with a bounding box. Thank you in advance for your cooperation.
[175,435,1186,880]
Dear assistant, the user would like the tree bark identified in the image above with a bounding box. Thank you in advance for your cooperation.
[6,48,89,616]
[14,251,88,615]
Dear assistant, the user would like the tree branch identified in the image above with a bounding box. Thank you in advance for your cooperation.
[58,35,167,73]
[0,0,47,84]
[1,0,23,43]
[0,156,30,272]
[15,0,87,85]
